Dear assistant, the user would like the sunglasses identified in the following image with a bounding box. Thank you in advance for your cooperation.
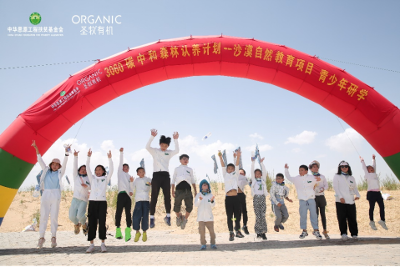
[340,166,349,168]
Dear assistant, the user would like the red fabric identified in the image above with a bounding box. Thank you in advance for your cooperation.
[0,35,399,164]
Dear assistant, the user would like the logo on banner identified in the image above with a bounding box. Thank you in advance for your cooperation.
[29,12,41,25]
[71,15,122,36]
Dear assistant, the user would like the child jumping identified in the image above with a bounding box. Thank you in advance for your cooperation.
[69,150,90,236]
[270,173,292,232]
[115,147,134,242]
[360,154,388,230]
[251,156,268,240]
[218,149,244,241]
[195,179,217,250]
[238,168,250,235]
[285,163,322,240]
[131,167,152,242]
[171,154,197,230]
[333,161,360,240]
[86,149,113,253]
[309,160,330,239]
[146,129,179,228]
[32,140,69,249]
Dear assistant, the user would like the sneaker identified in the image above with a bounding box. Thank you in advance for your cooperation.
[115,227,123,239]
[86,244,95,253]
[100,243,107,253]
[322,230,330,240]
[134,232,141,242]
[176,214,182,227]
[378,220,388,230]
[74,224,80,235]
[369,221,377,230]
[142,232,147,242]
[236,230,244,238]
[51,237,57,248]
[211,244,217,249]
[261,233,268,240]
[341,234,349,241]
[37,238,45,249]
[229,232,235,241]
[125,227,131,242]
[279,224,285,230]
[242,225,250,235]
[274,226,279,232]
[164,216,171,226]
[150,218,155,228]
[352,235,358,241]
[200,245,206,250]
[181,217,187,230]
[82,223,89,236]
[313,231,322,240]
[299,231,308,239]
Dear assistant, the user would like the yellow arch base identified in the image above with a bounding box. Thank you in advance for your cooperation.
[0,185,18,222]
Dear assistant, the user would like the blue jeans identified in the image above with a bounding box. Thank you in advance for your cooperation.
[69,198,87,225]
[299,199,318,230]
[132,201,150,231]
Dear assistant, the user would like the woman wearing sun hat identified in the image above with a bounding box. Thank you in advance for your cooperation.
[333,160,360,241]
[32,140,70,249]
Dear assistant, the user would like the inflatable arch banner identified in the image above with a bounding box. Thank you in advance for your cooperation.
[0,35,399,225]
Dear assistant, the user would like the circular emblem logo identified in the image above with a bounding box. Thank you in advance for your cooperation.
[29,12,41,25]
[60,91,66,96]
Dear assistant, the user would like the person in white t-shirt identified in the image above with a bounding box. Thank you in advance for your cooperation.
[333,161,360,241]
[194,179,216,250]
[360,154,388,231]
[146,129,179,228]
[131,167,152,242]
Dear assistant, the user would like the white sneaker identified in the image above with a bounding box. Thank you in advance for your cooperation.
[369,221,377,230]
[51,237,57,248]
[299,231,308,239]
[37,238,45,249]
[86,244,95,253]
[101,243,107,253]
[352,235,358,241]
[341,234,349,241]
[313,231,322,240]
[378,220,388,230]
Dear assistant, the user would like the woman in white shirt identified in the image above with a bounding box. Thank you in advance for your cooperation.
[333,161,360,241]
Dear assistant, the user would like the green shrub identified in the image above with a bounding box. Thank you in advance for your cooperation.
[381,175,400,190]
[357,177,368,191]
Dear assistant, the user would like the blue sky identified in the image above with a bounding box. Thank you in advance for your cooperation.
[1,0,399,189]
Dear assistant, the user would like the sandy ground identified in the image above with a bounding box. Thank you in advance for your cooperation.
[1,184,399,237]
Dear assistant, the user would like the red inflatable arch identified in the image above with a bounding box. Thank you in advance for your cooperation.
[1,35,399,225]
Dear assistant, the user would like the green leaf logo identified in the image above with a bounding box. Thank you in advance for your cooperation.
[60,91,66,96]
[307,181,312,183]
[29,12,41,25]
[165,153,169,155]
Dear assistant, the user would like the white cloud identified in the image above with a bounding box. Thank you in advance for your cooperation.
[292,148,301,153]
[285,131,317,145]
[259,144,273,151]
[249,133,264,140]
[325,128,362,153]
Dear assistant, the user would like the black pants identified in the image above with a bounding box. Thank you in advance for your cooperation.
[367,191,385,221]
[335,202,358,236]
[150,172,171,215]
[115,192,132,227]
[237,192,248,226]
[225,195,241,232]
[88,200,107,241]
[315,195,327,230]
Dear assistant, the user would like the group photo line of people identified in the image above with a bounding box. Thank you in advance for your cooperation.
[30,128,388,253]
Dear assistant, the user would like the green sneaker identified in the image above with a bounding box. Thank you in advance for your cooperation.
[115,227,123,239]
[142,232,147,242]
[134,232,141,242]
[125,227,131,242]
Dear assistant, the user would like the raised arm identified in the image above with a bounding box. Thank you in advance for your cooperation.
[86,149,93,183]
[59,145,70,178]
[32,140,46,170]
[218,151,226,176]
[118,148,124,174]
[372,154,376,172]
[360,156,368,175]
[145,129,157,155]
[170,132,180,157]
[284,164,294,183]
[251,160,255,180]
[73,150,79,182]
[106,151,113,184]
